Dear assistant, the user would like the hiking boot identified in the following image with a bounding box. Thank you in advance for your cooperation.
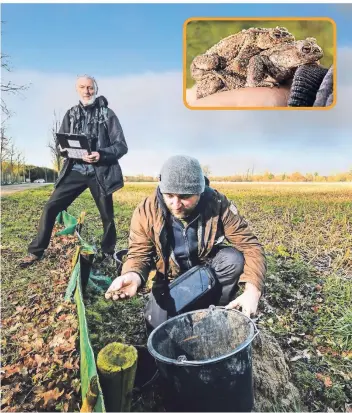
[18,253,42,269]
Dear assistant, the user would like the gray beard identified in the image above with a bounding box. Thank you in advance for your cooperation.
[81,95,96,106]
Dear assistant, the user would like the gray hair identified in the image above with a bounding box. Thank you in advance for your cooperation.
[76,74,99,94]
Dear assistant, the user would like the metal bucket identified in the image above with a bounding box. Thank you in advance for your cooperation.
[147,306,258,412]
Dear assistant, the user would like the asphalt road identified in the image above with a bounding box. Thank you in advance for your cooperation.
[1,183,53,196]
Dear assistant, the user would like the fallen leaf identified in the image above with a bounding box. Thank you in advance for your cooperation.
[49,334,66,348]
[316,373,324,381]
[24,357,35,369]
[12,383,21,394]
[324,376,333,387]
[342,351,352,359]
[41,388,64,407]
[63,360,74,370]
[19,335,29,342]
[63,328,74,339]
[33,337,44,350]
[20,367,28,377]
[3,365,21,378]
[56,305,64,314]
[9,323,22,333]
[1,394,13,407]
[34,354,45,368]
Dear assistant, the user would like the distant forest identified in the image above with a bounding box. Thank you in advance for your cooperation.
[124,170,352,183]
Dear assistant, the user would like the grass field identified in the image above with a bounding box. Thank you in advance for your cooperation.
[1,182,351,411]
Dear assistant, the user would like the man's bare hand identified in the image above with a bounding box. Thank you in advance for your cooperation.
[83,151,100,163]
[105,272,141,301]
[186,83,291,108]
[225,282,262,317]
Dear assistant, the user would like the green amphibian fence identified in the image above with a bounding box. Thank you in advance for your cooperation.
[56,210,110,413]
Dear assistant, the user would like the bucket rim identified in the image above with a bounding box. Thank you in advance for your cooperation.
[147,306,259,367]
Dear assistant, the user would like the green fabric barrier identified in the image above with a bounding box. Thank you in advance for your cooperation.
[57,211,107,412]
[64,256,81,302]
[74,259,106,413]
[55,210,79,236]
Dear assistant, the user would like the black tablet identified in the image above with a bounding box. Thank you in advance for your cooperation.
[56,133,92,159]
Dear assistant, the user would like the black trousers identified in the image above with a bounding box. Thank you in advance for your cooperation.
[145,246,245,332]
[28,170,116,256]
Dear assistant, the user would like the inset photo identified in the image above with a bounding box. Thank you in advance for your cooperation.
[183,18,336,110]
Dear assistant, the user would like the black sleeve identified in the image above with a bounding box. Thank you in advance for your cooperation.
[97,109,128,164]
[59,110,71,134]
[287,65,329,107]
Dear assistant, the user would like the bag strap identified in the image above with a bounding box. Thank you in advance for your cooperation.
[163,229,171,283]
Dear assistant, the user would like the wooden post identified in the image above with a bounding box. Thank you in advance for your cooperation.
[80,376,99,413]
[97,342,138,412]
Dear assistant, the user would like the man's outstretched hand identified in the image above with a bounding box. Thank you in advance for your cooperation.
[105,272,141,301]
[226,282,262,318]
[186,83,291,108]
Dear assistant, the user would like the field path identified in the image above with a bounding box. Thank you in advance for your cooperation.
[1,183,53,196]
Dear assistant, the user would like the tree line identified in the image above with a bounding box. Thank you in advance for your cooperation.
[123,167,352,183]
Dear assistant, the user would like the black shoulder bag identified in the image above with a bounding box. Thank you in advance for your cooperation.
[145,244,221,332]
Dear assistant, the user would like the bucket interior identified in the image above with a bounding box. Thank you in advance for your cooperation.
[149,308,253,363]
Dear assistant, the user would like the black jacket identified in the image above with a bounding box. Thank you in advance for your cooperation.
[55,97,128,196]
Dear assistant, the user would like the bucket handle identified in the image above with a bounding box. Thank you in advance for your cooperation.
[208,305,260,344]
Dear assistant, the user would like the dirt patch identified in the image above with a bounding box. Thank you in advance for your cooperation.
[252,328,301,411]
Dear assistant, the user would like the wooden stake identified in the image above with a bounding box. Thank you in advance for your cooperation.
[97,342,138,412]
[80,376,99,413]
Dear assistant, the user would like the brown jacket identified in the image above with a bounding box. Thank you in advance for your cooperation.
[121,187,266,292]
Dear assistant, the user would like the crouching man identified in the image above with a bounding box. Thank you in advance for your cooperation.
[105,155,266,330]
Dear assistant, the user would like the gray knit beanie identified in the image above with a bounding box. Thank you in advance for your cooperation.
[159,155,205,195]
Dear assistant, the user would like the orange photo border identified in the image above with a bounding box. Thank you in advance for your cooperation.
[183,17,337,111]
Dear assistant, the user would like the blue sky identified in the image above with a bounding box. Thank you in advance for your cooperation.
[1,3,352,175]
[2,4,351,75]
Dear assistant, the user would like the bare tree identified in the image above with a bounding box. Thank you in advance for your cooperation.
[1,21,30,184]
[201,164,211,176]
[1,54,29,118]
[8,143,16,183]
[1,22,30,117]
[0,123,11,164]
[48,111,63,180]
[15,151,25,182]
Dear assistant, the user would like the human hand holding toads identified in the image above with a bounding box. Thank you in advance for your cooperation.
[105,272,141,301]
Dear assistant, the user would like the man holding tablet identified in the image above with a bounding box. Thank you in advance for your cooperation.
[19,75,128,268]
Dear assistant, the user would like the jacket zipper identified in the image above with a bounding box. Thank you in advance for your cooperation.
[180,214,199,270]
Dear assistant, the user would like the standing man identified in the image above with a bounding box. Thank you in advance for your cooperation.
[20,75,128,268]
[105,155,266,330]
